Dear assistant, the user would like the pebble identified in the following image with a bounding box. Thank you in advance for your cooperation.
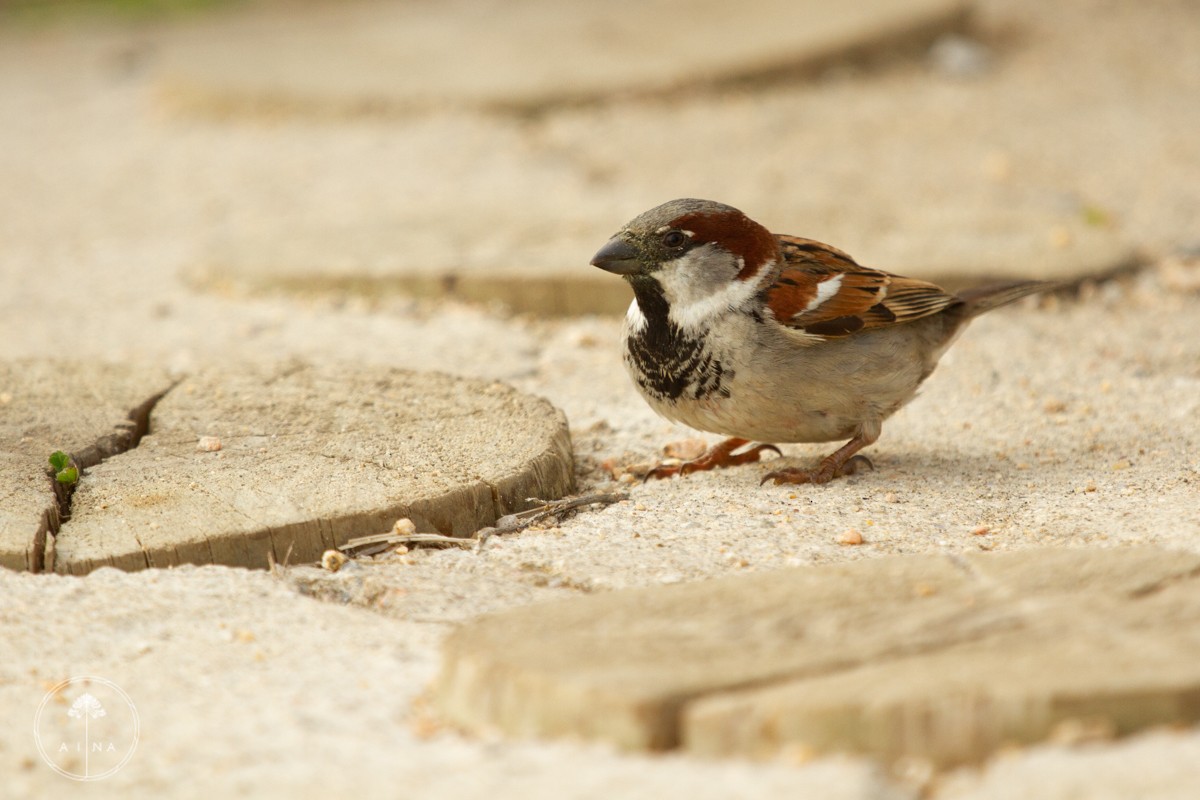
[1049,225,1073,249]
[321,549,348,572]
[928,34,991,77]
[196,435,222,452]
[838,529,864,546]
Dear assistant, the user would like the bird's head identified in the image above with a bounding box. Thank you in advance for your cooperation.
[590,199,780,329]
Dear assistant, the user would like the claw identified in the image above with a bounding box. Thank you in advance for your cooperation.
[645,438,780,480]
[761,454,875,486]
[644,463,681,482]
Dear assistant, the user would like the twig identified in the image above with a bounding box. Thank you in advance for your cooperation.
[335,491,629,558]
[473,491,628,551]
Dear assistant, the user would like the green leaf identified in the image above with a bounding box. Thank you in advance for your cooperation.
[49,451,69,471]
[55,467,78,485]
[1081,204,1112,227]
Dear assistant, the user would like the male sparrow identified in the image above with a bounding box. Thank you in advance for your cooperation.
[590,198,1056,484]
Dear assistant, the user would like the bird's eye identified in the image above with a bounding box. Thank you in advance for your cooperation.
[662,230,687,248]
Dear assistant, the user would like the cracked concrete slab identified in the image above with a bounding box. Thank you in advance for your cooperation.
[1,0,1199,796]
[191,207,1137,317]
[154,0,970,115]
[162,0,1139,316]
[50,364,573,574]
[0,565,908,800]
[0,361,176,572]
[435,547,1200,765]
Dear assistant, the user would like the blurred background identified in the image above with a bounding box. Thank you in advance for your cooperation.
[0,0,1197,359]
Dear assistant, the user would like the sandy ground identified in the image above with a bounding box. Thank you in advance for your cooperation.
[1,0,1199,797]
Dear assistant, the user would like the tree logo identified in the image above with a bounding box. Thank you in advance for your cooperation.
[34,676,139,781]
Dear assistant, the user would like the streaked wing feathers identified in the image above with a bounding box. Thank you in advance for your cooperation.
[765,235,958,338]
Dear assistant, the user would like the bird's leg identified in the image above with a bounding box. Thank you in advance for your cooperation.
[761,425,880,486]
[647,437,781,480]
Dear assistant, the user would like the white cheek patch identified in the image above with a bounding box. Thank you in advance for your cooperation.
[804,274,843,313]
[657,249,774,332]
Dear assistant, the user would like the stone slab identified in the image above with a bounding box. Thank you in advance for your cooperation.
[0,567,910,800]
[191,213,1139,316]
[155,0,970,115]
[159,0,1138,315]
[435,547,1200,765]
[52,364,574,574]
[0,361,175,572]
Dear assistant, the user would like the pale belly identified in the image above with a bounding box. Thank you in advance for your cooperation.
[635,376,862,443]
[624,315,954,444]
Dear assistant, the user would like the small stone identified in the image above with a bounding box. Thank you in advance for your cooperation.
[1111,460,1131,471]
[893,755,936,787]
[1050,717,1116,745]
[781,743,818,765]
[663,438,707,461]
[196,435,222,452]
[0,391,12,404]
[929,34,991,77]
[838,529,864,546]
[884,492,899,503]
[1049,226,1073,249]
[1043,399,1068,414]
[972,525,991,536]
[1159,253,1200,293]
[625,462,658,480]
[1085,481,1097,493]
[392,518,417,535]
[321,549,347,572]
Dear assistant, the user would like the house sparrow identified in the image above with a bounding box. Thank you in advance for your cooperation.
[590,198,1057,484]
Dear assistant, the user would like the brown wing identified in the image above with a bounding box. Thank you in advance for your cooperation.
[764,235,959,338]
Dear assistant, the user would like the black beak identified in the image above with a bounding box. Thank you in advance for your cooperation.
[590,238,641,275]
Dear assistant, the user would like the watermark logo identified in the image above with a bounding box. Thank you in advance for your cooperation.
[34,676,139,781]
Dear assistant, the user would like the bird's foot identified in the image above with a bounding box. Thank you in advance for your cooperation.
[761,454,873,486]
[647,438,781,481]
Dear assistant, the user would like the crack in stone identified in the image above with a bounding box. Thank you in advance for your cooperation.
[1128,564,1200,598]
[42,380,181,573]
[657,607,1025,750]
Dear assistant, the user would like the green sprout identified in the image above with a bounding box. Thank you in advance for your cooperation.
[1081,204,1112,228]
[49,451,78,485]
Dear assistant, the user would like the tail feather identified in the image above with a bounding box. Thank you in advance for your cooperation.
[958,280,1060,317]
